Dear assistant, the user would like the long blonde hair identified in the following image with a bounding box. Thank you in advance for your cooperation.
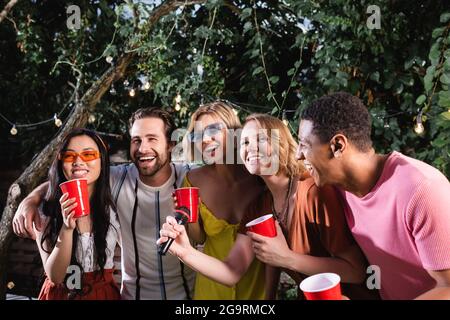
[244,113,304,177]
[184,101,242,163]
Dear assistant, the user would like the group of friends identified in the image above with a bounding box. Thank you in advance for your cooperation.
[12,92,450,300]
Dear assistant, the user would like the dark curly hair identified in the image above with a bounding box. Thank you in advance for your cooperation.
[300,92,372,152]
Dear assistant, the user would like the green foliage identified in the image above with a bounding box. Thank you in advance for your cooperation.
[0,1,449,176]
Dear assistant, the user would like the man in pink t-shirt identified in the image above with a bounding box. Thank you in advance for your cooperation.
[296,92,450,300]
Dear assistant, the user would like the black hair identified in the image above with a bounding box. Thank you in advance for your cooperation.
[41,128,115,282]
[301,92,373,152]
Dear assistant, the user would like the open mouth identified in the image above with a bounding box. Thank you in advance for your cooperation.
[138,155,156,165]
[71,169,89,178]
[204,144,220,155]
[246,155,261,165]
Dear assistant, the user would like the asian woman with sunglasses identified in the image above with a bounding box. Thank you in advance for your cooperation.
[35,128,121,300]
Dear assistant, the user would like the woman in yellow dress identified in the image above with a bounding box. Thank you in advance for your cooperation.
[180,101,267,299]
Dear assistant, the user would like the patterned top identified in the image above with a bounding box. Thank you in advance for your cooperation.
[75,209,121,272]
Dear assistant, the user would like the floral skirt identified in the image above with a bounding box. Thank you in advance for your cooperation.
[38,268,120,300]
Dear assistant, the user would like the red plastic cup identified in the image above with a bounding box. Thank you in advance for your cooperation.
[299,273,342,300]
[59,178,90,218]
[245,214,277,237]
[174,187,199,223]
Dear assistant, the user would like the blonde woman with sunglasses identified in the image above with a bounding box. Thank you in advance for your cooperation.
[178,101,267,300]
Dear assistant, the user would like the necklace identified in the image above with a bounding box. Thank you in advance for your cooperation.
[271,176,294,233]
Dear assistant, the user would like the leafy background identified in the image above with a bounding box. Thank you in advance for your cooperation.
[0,0,449,176]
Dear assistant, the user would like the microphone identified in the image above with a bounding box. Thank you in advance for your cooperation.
[158,206,190,256]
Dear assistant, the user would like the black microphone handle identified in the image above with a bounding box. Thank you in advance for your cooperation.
[158,237,175,256]
[158,213,188,256]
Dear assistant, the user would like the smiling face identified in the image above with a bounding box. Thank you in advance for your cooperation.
[61,135,101,186]
[129,117,172,178]
[195,114,227,164]
[296,119,338,187]
[240,120,276,176]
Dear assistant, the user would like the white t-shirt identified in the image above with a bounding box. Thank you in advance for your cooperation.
[109,162,195,300]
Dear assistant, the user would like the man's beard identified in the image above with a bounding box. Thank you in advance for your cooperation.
[134,154,169,178]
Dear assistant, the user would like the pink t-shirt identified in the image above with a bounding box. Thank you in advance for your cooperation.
[340,151,450,300]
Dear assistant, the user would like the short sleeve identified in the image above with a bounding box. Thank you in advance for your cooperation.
[407,178,450,271]
[109,164,125,189]
[307,184,355,255]
[110,209,121,247]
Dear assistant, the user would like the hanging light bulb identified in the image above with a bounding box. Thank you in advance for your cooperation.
[414,111,424,135]
[109,85,117,95]
[282,110,289,126]
[197,64,204,77]
[129,88,136,97]
[414,122,424,135]
[175,93,181,104]
[54,114,62,127]
[88,114,96,124]
[10,125,18,135]
[105,56,113,64]
[175,103,181,111]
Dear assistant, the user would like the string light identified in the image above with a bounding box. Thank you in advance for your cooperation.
[414,122,424,134]
[414,110,425,135]
[10,125,18,136]
[175,103,181,111]
[383,119,390,128]
[88,114,96,124]
[143,81,151,90]
[109,85,117,95]
[105,56,113,64]
[197,64,204,77]
[123,80,129,87]
[175,93,182,104]
[129,88,136,97]
[54,114,62,127]
[282,110,289,126]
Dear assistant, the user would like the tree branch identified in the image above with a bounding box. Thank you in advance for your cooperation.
[0,0,19,24]
[0,0,207,299]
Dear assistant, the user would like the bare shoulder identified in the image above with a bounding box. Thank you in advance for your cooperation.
[187,166,212,187]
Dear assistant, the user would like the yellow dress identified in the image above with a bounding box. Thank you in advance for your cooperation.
[183,176,266,300]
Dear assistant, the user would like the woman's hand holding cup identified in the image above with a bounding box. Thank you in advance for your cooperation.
[59,192,77,231]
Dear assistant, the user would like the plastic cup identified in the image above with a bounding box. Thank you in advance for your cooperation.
[245,214,277,237]
[174,187,199,223]
[299,273,342,300]
[59,178,90,218]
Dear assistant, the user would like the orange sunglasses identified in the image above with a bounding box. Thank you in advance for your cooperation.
[59,150,101,163]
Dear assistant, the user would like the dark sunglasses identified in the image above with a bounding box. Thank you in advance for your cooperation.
[188,122,226,142]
